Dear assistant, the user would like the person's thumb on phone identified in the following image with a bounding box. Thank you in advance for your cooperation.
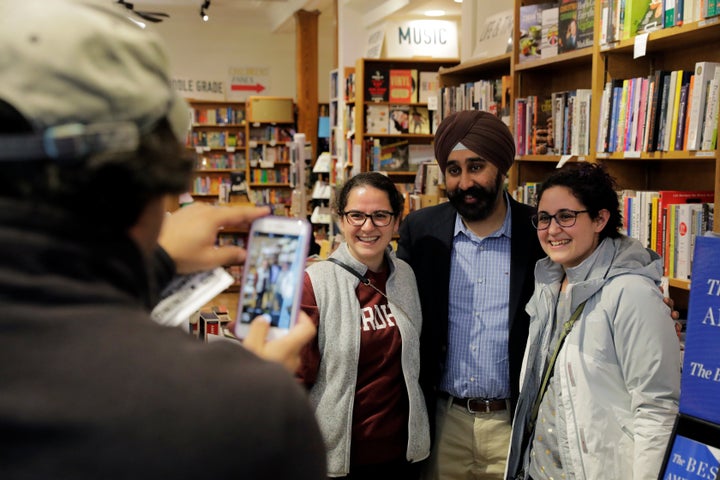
[242,312,316,373]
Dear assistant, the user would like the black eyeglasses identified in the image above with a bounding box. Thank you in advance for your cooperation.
[342,210,395,227]
[531,209,589,230]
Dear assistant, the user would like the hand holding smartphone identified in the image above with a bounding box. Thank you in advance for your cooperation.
[234,216,311,341]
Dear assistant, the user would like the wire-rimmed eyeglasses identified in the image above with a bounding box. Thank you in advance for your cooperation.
[531,209,589,230]
[341,210,395,227]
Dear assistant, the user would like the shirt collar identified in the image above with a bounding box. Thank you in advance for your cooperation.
[453,191,513,240]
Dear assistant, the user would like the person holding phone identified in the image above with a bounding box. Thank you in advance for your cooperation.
[505,163,680,480]
[0,2,325,478]
[297,172,430,479]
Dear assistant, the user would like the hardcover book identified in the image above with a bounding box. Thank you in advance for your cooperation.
[541,7,560,59]
[655,189,714,264]
[687,62,720,150]
[680,235,720,425]
[365,104,389,134]
[389,104,410,134]
[519,3,555,62]
[388,69,417,103]
[558,0,579,53]
[418,71,439,104]
[659,416,720,480]
[408,106,431,135]
[378,139,409,171]
[646,70,669,151]
[365,67,389,102]
[576,0,595,48]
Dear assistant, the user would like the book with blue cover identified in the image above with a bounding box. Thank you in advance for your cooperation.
[680,234,720,425]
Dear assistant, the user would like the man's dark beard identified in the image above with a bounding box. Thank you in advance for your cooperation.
[446,174,503,221]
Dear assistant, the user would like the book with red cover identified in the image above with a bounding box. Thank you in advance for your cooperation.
[655,190,715,273]
[388,69,417,103]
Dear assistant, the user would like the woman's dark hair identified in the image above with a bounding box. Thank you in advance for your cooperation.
[0,101,193,233]
[335,172,405,219]
[537,162,622,240]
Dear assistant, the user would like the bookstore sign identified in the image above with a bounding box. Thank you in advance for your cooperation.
[171,77,225,101]
[383,20,458,59]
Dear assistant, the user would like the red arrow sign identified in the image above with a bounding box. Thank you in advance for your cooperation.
[231,83,266,93]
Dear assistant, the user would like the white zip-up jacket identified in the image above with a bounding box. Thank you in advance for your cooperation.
[506,236,681,480]
[305,243,430,476]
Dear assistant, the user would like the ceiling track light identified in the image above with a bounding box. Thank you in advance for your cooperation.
[200,0,210,21]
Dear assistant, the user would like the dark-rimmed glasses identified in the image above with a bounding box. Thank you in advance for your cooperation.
[531,209,589,230]
[341,210,395,227]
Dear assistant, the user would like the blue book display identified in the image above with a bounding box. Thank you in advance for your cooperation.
[680,234,720,425]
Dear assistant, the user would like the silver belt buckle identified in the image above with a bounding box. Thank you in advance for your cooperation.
[466,398,492,414]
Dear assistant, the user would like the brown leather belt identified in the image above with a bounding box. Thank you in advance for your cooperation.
[443,393,508,414]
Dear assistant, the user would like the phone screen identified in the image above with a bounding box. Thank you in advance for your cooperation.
[236,217,310,336]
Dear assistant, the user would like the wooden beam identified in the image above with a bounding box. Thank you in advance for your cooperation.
[295,9,320,164]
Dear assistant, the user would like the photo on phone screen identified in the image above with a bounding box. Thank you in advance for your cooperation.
[234,216,310,339]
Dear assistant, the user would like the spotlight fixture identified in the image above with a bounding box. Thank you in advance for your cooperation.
[200,0,210,21]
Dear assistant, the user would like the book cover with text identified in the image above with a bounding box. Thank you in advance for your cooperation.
[680,235,720,425]
[388,69,417,103]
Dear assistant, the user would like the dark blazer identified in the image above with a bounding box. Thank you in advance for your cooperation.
[397,196,544,425]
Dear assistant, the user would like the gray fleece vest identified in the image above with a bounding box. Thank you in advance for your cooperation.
[305,243,430,476]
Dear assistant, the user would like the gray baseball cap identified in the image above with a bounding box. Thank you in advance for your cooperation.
[0,0,189,161]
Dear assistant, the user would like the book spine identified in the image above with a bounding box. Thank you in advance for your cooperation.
[668,70,685,151]
[656,74,672,152]
[616,79,630,152]
[687,62,718,150]
[636,77,650,152]
[674,80,690,150]
[701,69,720,150]
[663,70,680,151]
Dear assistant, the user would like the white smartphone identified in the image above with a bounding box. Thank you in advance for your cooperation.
[234,216,311,340]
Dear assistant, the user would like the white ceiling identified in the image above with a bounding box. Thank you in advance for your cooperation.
[133,0,462,31]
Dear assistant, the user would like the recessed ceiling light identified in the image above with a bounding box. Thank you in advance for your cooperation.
[425,10,445,16]
[454,0,463,3]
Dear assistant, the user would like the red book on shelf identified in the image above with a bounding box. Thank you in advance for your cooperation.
[655,190,714,269]
[388,69,417,103]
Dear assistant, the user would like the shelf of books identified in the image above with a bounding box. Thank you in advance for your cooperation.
[439,0,720,295]
[328,67,357,187]
[353,58,457,212]
[593,10,720,292]
[245,96,297,215]
[187,100,248,204]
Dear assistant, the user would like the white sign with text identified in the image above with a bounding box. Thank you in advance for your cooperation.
[383,20,459,59]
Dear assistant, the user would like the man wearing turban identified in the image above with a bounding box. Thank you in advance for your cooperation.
[397,111,545,479]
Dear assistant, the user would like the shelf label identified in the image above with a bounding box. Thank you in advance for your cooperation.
[634,33,648,59]
[695,151,715,157]
[556,155,573,168]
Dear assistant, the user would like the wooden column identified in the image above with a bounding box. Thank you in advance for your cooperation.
[295,9,320,164]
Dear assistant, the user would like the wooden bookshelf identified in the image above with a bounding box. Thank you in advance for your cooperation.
[354,58,457,175]
[187,99,248,204]
[438,1,720,293]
